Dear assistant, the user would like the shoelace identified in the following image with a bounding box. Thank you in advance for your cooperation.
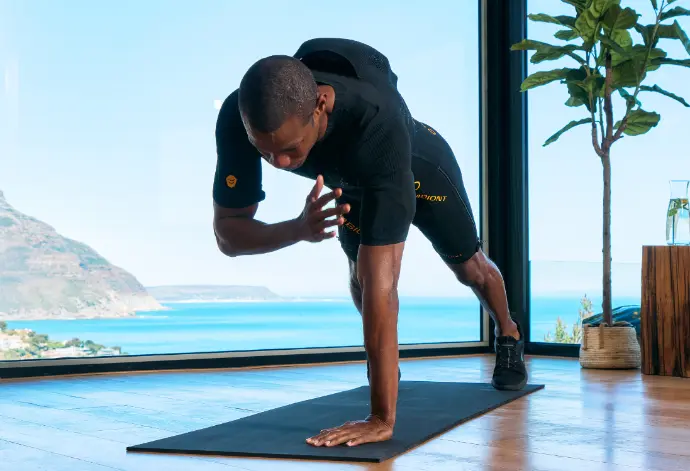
[496,342,518,369]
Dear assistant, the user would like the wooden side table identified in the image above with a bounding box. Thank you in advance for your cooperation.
[641,245,690,377]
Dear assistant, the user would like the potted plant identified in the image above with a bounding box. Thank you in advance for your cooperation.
[512,0,689,368]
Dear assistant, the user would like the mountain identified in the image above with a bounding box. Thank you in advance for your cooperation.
[145,285,284,302]
[0,190,163,320]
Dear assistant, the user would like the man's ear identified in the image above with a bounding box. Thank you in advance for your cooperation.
[315,92,328,115]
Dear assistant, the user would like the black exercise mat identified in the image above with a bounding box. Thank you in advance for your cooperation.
[127,381,544,463]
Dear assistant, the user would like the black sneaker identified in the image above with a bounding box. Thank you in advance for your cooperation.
[366,360,401,382]
[491,320,527,391]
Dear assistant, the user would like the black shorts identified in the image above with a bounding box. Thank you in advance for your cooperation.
[337,120,481,264]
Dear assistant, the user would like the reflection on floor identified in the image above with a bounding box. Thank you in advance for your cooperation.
[1,354,689,470]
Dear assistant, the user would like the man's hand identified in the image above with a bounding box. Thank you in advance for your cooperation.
[295,175,350,242]
[306,414,393,447]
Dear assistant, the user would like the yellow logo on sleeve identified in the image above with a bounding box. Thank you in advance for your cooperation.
[226,175,237,188]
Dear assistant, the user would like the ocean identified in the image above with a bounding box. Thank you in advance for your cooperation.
[4,295,641,356]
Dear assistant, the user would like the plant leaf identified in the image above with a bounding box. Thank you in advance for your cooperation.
[651,57,690,68]
[577,74,607,97]
[640,84,690,107]
[651,0,658,10]
[615,109,660,136]
[561,0,588,13]
[603,5,639,32]
[556,29,581,41]
[612,29,634,53]
[612,45,667,86]
[565,95,588,108]
[660,6,690,21]
[576,0,622,47]
[520,68,573,91]
[511,39,586,65]
[604,6,636,64]
[567,77,606,109]
[591,0,621,18]
[655,21,690,56]
[511,39,557,51]
[601,32,634,66]
[618,88,642,108]
[657,24,680,38]
[613,60,643,87]
[647,57,690,71]
[600,36,631,56]
[635,24,658,47]
[575,11,601,46]
[532,45,587,64]
[563,67,599,111]
[544,118,594,146]
[528,14,577,28]
[566,82,594,110]
[673,20,690,56]
[632,45,668,61]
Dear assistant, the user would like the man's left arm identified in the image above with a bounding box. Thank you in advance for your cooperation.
[357,164,416,429]
[358,242,405,426]
[305,118,415,448]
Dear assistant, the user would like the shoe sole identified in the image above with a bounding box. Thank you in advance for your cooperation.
[491,377,528,391]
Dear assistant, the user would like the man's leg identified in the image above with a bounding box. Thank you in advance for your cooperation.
[410,120,527,390]
[444,250,527,390]
[445,250,519,340]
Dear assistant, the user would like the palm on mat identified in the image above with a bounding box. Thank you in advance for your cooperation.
[306,415,393,447]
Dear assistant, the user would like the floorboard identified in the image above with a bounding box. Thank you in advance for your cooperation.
[1,355,689,470]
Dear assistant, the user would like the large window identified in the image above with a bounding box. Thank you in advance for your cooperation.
[527,0,690,344]
[0,1,481,360]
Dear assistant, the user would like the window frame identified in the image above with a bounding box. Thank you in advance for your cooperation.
[1,0,581,380]
[0,1,496,379]
[483,0,579,358]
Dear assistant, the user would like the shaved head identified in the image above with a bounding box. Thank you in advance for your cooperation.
[238,55,318,133]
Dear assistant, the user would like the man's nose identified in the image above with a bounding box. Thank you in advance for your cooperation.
[271,155,291,169]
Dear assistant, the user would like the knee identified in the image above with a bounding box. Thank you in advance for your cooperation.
[348,260,362,297]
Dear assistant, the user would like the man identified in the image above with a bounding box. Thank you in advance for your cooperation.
[213,38,527,448]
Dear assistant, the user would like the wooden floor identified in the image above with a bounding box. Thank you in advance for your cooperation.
[1,355,690,471]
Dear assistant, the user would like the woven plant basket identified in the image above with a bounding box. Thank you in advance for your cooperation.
[579,321,641,369]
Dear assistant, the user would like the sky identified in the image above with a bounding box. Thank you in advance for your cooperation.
[0,0,688,298]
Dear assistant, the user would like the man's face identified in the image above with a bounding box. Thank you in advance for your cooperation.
[245,111,322,171]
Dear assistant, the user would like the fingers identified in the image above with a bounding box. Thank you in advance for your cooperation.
[308,204,349,239]
[313,229,337,242]
[318,205,349,220]
[309,175,324,200]
[307,418,393,448]
[346,437,366,447]
[307,429,348,447]
[327,430,362,447]
[306,429,332,444]
[307,427,371,447]
[320,217,345,230]
[313,187,342,209]
[308,422,357,446]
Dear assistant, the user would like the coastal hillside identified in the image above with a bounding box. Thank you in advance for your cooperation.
[146,285,284,302]
[0,190,163,320]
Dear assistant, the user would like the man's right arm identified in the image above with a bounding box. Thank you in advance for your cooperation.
[213,175,350,257]
[213,202,303,257]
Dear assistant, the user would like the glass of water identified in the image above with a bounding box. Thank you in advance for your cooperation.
[666,180,690,246]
